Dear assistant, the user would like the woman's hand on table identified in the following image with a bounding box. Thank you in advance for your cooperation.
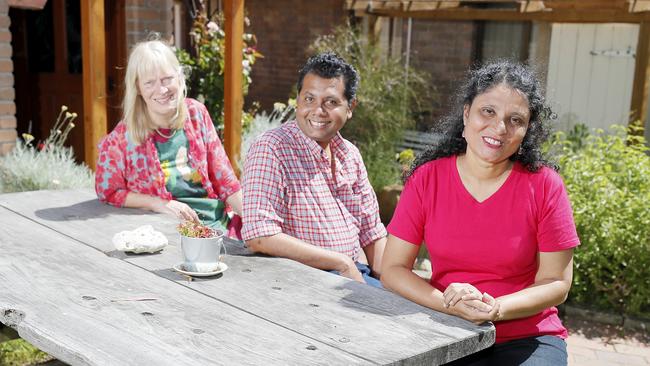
[443,282,485,308]
[153,199,200,222]
[443,283,501,324]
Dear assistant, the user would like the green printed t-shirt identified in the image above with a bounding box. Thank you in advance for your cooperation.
[154,129,229,234]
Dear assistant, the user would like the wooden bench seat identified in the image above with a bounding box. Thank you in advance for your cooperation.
[397,129,442,155]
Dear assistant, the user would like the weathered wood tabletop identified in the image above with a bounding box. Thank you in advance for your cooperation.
[0,189,494,365]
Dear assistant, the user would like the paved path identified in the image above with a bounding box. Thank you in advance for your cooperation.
[566,317,650,366]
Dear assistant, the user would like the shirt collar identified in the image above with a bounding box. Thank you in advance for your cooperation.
[287,120,349,160]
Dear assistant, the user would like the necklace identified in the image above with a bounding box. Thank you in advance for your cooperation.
[155,128,177,139]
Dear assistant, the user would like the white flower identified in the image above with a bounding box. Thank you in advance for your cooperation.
[207,21,219,34]
[273,103,286,111]
[242,60,250,68]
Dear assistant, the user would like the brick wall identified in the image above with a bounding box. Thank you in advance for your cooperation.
[0,0,15,155]
[406,20,478,128]
[125,0,174,49]
[245,0,348,112]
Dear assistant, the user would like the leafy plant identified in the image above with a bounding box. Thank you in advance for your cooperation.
[550,123,650,317]
[0,338,53,366]
[177,220,220,238]
[175,3,262,133]
[0,106,94,193]
[309,25,434,190]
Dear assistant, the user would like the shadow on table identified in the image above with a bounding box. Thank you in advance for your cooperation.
[34,199,156,221]
[334,281,487,329]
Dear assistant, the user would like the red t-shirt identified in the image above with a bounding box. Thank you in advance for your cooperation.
[387,155,580,343]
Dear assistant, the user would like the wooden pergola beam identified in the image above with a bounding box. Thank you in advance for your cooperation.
[360,7,650,23]
[630,0,650,12]
[224,0,244,176]
[520,1,545,12]
[81,0,107,170]
[630,22,650,128]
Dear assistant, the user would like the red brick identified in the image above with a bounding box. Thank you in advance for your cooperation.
[0,101,15,114]
[0,14,9,28]
[0,30,9,42]
[0,72,12,87]
[126,0,150,6]
[0,86,13,99]
[133,11,162,21]
[0,127,16,141]
[245,0,347,112]
[0,43,11,58]
[0,59,12,72]
[0,115,15,128]
[0,141,15,155]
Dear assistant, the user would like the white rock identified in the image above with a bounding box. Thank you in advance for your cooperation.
[112,225,168,253]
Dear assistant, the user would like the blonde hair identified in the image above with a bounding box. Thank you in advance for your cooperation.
[123,39,188,145]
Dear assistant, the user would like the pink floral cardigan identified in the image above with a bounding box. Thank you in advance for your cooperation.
[95,98,241,208]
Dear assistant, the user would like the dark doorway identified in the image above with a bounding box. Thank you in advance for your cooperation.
[11,0,84,157]
[10,0,125,161]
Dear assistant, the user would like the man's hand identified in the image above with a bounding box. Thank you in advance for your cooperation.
[338,258,365,283]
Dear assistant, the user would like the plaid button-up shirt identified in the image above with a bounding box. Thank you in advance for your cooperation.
[241,121,386,260]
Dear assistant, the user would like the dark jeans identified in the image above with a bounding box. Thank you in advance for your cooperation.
[445,335,567,366]
[329,262,383,288]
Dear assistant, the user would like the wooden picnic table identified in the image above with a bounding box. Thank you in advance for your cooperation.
[0,188,494,365]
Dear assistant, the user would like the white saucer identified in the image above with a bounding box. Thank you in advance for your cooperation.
[173,262,228,277]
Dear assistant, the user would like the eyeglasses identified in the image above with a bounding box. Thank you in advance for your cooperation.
[140,75,177,91]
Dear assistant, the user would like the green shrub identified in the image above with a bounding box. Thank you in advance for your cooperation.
[0,106,94,193]
[550,124,650,317]
[309,25,434,190]
[0,338,52,366]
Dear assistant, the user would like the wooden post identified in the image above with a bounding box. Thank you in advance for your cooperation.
[630,21,650,131]
[224,0,244,176]
[81,0,107,170]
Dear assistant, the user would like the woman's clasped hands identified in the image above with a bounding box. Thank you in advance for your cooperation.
[442,282,501,325]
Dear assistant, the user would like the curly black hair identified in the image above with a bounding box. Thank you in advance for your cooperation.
[406,59,557,182]
[297,52,359,105]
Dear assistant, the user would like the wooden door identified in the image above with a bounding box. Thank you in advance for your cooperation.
[11,0,84,158]
[546,23,639,131]
[105,0,126,131]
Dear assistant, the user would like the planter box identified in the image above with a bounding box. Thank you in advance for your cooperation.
[377,184,403,225]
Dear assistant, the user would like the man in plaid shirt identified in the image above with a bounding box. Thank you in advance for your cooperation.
[242,53,387,287]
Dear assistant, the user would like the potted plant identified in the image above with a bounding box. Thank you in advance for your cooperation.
[177,221,225,274]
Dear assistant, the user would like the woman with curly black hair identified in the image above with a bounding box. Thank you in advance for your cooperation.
[381,60,579,365]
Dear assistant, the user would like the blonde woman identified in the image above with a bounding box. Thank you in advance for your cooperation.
[96,39,242,238]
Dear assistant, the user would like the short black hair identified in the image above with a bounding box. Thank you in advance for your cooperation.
[297,52,359,104]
